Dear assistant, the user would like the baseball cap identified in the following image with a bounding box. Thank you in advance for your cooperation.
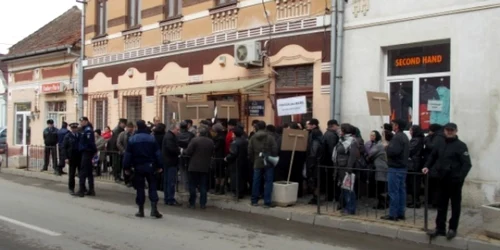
[444,123,458,130]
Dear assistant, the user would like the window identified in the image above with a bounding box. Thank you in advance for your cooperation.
[215,0,236,5]
[96,0,107,35]
[128,0,141,27]
[46,101,66,127]
[165,0,182,19]
[275,65,314,88]
[387,43,451,131]
[94,99,108,131]
[125,96,142,123]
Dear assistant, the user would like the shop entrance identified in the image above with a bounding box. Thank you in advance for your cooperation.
[15,103,32,155]
[274,93,313,126]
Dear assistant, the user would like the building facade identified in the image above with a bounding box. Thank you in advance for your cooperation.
[340,0,500,206]
[83,0,332,131]
[83,0,500,206]
[0,54,7,128]
[2,6,81,155]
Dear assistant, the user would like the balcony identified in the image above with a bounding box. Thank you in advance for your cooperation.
[92,37,108,57]
[160,19,183,44]
[123,29,142,51]
[276,0,311,21]
[210,2,238,33]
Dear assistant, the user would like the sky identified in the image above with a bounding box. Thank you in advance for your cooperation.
[0,0,82,54]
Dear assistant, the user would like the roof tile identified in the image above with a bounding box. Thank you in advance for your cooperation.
[7,6,81,57]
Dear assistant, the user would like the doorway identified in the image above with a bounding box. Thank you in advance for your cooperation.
[274,94,313,126]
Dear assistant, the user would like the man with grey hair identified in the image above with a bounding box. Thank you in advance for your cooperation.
[162,122,181,206]
[184,126,214,209]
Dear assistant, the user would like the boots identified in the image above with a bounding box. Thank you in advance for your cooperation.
[150,202,163,219]
[135,205,145,218]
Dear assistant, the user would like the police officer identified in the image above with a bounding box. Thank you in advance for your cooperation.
[62,123,81,195]
[423,123,472,240]
[75,117,97,197]
[123,120,163,218]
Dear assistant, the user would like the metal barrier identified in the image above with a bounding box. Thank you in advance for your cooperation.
[27,145,58,171]
[317,165,429,230]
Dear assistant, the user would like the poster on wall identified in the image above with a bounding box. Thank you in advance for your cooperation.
[247,100,265,117]
[276,96,307,117]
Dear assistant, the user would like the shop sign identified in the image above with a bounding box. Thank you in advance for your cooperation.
[247,100,265,117]
[427,100,443,112]
[41,82,64,94]
[277,96,307,117]
[388,43,450,76]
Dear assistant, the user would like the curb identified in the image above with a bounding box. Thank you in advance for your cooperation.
[2,167,499,250]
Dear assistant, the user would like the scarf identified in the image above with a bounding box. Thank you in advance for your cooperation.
[332,134,354,163]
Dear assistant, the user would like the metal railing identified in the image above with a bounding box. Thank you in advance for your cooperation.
[316,165,429,230]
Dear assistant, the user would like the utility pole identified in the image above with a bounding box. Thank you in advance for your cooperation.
[76,0,87,119]
[329,0,338,120]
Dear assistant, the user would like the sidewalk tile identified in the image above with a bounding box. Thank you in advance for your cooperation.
[291,212,316,225]
[468,239,500,250]
[397,228,430,244]
[366,223,399,239]
[432,236,468,250]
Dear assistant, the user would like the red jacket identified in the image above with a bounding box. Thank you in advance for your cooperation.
[225,131,234,155]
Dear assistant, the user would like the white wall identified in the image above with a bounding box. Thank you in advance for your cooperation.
[340,0,500,206]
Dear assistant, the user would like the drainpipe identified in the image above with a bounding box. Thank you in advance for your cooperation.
[329,0,338,120]
[332,0,345,122]
[76,0,87,119]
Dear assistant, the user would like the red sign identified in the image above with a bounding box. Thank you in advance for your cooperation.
[41,83,63,93]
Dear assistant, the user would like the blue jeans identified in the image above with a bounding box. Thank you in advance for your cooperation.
[251,167,274,206]
[188,172,208,207]
[163,167,178,204]
[388,167,407,218]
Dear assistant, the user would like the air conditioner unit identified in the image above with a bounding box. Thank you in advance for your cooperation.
[234,41,263,67]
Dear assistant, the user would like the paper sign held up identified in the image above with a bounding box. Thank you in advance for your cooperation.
[277,96,307,117]
[366,91,391,116]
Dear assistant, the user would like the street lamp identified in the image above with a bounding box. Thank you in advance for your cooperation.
[75,0,87,119]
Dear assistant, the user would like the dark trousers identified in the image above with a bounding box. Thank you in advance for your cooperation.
[134,167,159,206]
[427,177,439,207]
[163,166,177,204]
[388,168,407,217]
[230,165,245,196]
[188,171,208,207]
[251,167,274,206]
[407,171,422,204]
[43,146,57,170]
[57,146,65,172]
[68,155,81,191]
[112,154,123,180]
[290,161,304,197]
[376,180,389,206]
[79,152,94,192]
[436,179,464,232]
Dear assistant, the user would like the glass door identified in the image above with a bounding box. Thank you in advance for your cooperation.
[15,112,31,155]
[389,80,415,130]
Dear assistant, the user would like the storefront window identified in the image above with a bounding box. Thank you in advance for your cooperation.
[46,101,66,127]
[390,81,413,130]
[419,76,450,130]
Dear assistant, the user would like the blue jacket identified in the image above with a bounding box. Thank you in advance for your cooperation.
[57,128,69,146]
[123,130,163,172]
[79,125,97,153]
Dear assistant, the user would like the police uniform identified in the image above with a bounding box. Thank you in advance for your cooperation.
[76,117,97,197]
[123,120,163,218]
[62,123,81,194]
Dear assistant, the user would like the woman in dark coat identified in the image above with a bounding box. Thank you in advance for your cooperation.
[212,123,226,195]
[407,125,425,208]
[153,123,166,190]
[225,127,248,199]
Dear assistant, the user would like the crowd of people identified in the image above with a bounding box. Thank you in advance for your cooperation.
[41,116,471,240]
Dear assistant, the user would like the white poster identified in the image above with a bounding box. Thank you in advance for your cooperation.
[427,100,443,112]
[277,96,307,116]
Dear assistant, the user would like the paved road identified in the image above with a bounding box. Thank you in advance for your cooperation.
[0,173,450,250]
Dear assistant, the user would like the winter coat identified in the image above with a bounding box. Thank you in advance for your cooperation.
[162,130,180,167]
[95,136,106,162]
[306,128,323,186]
[61,132,80,160]
[423,136,472,182]
[367,141,388,182]
[43,127,59,146]
[184,136,214,173]
[423,132,445,177]
[386,131,409,169]
[248,131,278,169]
[213,132,226,159]
[225,137,249,173]
[333,136,360,179]
[117,131,132,154]
[107,125,124,151]
[408,136,424,172]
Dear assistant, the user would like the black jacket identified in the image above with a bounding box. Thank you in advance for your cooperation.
[424,136,471,182]
[178,130,195,149]
[306,128,323,170]
[213,132,226,159]
[226,137,249,171]
[386,131,409,168]
[162,130,180,167]
[321,129,339,165]
[61,132,80,160]
[107,125,124,151]
[409,136,424,172]
[43,127,59,146]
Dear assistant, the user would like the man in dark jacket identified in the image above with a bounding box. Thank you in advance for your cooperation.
[123,120,163,218]
[423,123,471,240]
[381,119,409,221]
[306,119,323,205]
[184,127,214,209]
[321,120,339,201]
[162,122,181,206]
[75,117,97,197]
[225,127,248,199]
[248,121,278,208]
[423,124,445,207]
[177,121,195,192]
[61,123,80,195]
[56,122,69,175]
[42,119,58,172]
[108,118,127,182]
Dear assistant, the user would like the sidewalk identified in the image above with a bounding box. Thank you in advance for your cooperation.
[1,167,498,250]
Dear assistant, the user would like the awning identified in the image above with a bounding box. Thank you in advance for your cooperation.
[163,77,270,96]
